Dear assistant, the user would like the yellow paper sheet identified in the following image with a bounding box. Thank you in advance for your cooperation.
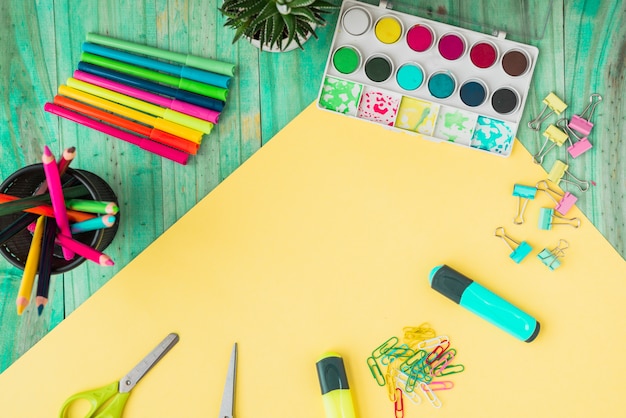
[0,104,624,417]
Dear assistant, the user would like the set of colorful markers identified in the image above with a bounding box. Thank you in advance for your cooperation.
[0,146,118,316]
[44,34,236,165]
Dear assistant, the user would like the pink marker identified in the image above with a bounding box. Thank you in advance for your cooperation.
[44,103,189,165]
[42,146,75,260]
[73,70,220,124]
[55,233,114,266]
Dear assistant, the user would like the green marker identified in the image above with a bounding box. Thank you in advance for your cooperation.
[316,353,356,418]
[85,33,235,76]
[81,52,229,102]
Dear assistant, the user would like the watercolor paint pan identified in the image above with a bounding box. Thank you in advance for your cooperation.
[317,0,539,157]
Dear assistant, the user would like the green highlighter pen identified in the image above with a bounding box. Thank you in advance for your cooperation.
[316,353,357,418]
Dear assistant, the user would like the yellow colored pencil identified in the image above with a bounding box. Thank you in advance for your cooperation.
[16,216,45,315]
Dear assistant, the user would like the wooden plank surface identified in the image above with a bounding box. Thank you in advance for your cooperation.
[0,0,624,375]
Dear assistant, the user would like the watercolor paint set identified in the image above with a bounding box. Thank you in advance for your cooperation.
[317,0,540,157]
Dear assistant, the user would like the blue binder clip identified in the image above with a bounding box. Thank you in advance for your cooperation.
[495,227,532,264]
[537,239,569,270]
[538,208,581,230]
[512,184,537,225]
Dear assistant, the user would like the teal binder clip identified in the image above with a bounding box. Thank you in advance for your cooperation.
[495,227,532,264]
[512,184,537,224]
[538,208,581,230]
[537,239,569,270]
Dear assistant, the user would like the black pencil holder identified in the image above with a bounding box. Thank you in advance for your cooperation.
[0,163,119,274]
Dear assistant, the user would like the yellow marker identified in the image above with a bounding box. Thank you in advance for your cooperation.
[66,78,214,134]
[57,85,204,144]
[316,352,356,418]
[375,16,402,44]
[16,216,45,315]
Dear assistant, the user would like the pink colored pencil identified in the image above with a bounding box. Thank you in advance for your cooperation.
[55,233,114,266]
[73,70,220,124]
[42,146,75,260]
[44,103,189,165]
[34,146,76,195]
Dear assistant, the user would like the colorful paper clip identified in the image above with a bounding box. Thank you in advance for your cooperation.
[546,160,592,192]
[555,118,593,158]
[568,93,602,136]
[418,381,442,408]
[528,92,568,131]
[429,381,455,391]
[535,180,578,215]
[495,227,532,263]
[538,208,581,230]
[512,184,537,224]
[532,123,569,164]
[537,239,569,270]
[394,388,405,418]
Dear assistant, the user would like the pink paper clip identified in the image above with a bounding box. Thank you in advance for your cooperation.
[536,180,578,215]
[557,118,592,158]
[429,381,455,391]
[568,93,602,136]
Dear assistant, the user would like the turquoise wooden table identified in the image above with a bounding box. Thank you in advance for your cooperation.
[0,1,624,374]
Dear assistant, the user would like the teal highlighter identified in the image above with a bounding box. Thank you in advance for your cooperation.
[316,353,356,418]
[429,265,540,342]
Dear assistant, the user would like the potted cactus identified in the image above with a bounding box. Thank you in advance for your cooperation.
[220,0,338,52]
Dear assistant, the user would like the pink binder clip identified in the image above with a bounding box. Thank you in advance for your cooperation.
[556,118,592,158]
[568,93,602,136]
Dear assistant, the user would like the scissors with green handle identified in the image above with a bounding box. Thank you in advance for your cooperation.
[59,332,179,418]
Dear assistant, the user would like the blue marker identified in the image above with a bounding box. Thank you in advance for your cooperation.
[76,62,225,112]
[429,265,540,342]
[82,42,231,89]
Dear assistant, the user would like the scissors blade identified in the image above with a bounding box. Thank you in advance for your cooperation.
[219,343,237,418]
[118,333,180,393]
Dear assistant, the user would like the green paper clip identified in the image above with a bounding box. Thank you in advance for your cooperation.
[537,239,569,270]
[538,208,581,230]
[512,184,537,224]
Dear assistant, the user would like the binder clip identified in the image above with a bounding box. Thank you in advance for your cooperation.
[535,180,578,215]
[512,184,537,224]
[538,207,581,230]
[568,93,602,136]
[532,123,569,164]
[546,160,591,192]
[556,118,592,159]
[527,92,568,131]
[537,239,569,271]
[495,227,532,263]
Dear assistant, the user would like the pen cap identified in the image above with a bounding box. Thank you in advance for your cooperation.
[0,164,119,274]
[316,353,356,418]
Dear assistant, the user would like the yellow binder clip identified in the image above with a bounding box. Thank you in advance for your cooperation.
[528,92,568,131]
[547,160,592,192]
[532,122,569,164]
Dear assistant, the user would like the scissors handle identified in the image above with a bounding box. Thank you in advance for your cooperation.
[59,381,129,418]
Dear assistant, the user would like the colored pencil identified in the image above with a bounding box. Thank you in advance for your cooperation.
[58,85,203,145]
[0,193,95,222]
[36,216,57,315]
[55,233,114,266]
[85,32,235,76]
[67,77,215,134]
[0,185,89,217]
[44,103,190,165]
[70,215,116,234]
[16,216,45,315]
[74,70,220,123]
[81,52,229,102]
[33,146,76,196]
[42,146,75,260]
[53,95,200,155]
[65,199,118,214]
[0,212,39,245]
[77,62,225,112]
[82,42,231,89]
